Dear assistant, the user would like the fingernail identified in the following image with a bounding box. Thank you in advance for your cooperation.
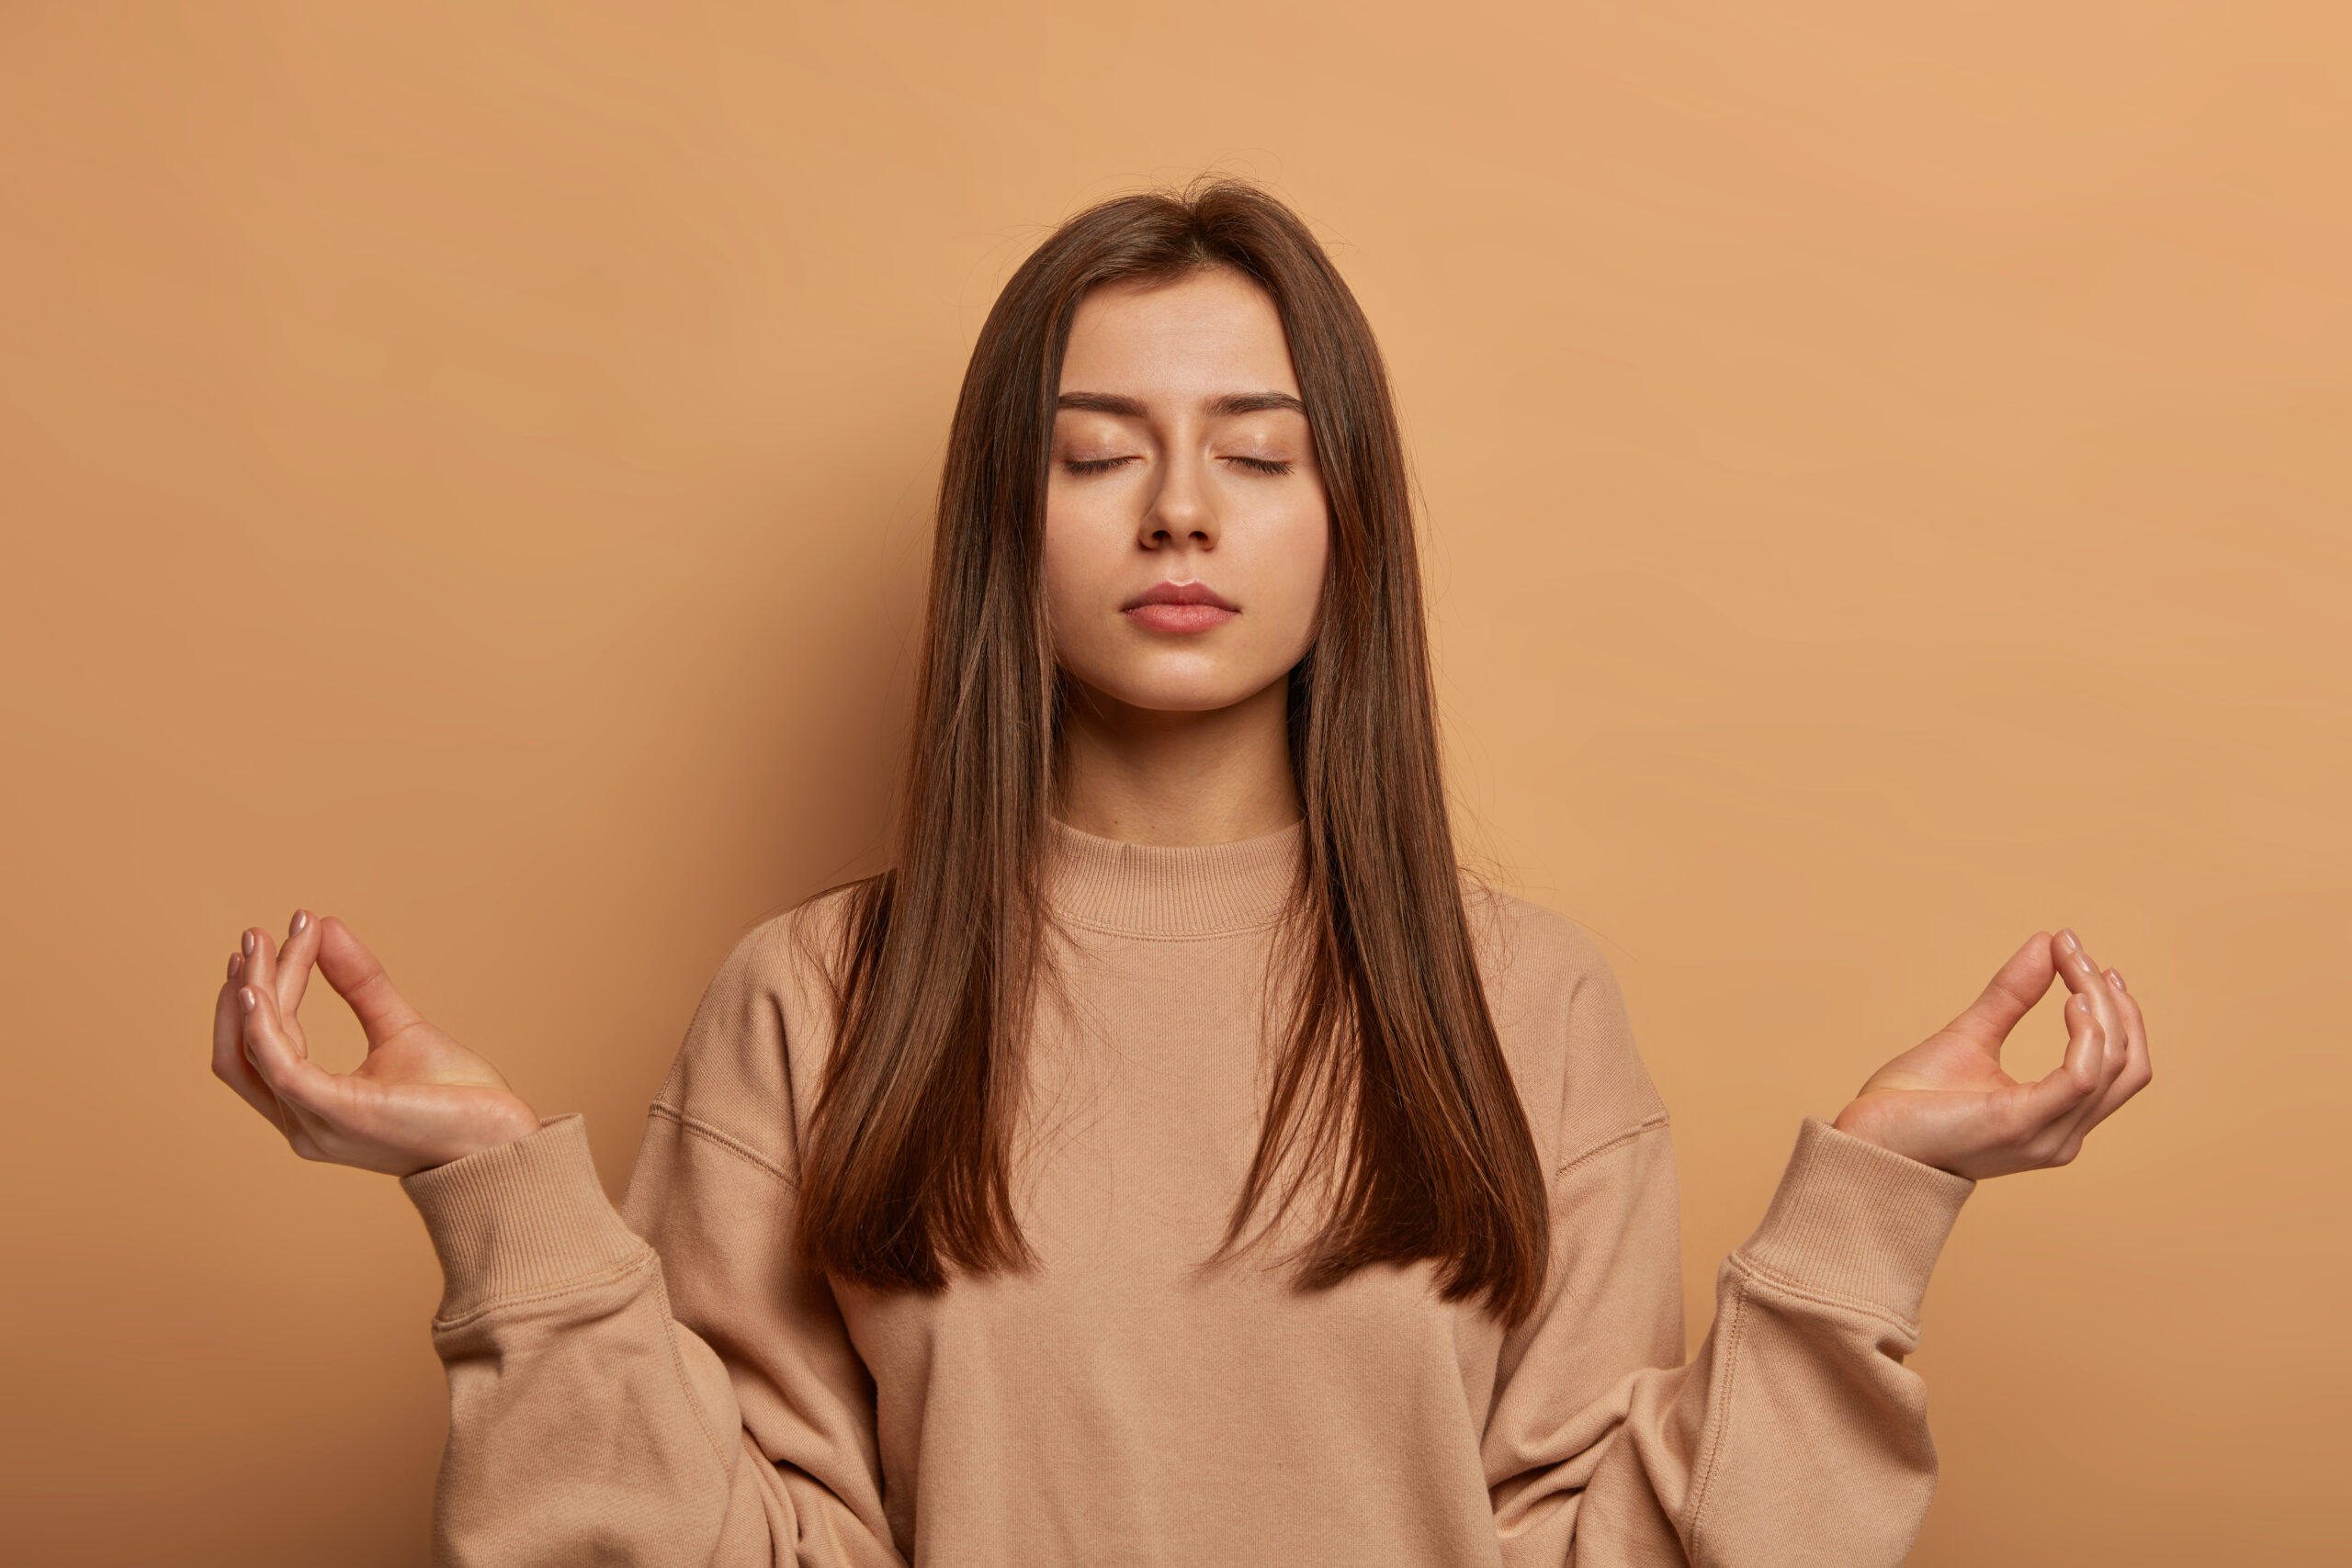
[242,931,255,957]
[290,909,309,935]
[238,987,256,1015]
[226,953,240,979]
[2108,967,2126,992]
[2057,928,2081,954]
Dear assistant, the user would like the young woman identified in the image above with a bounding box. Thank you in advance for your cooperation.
[211,182,2151,1567]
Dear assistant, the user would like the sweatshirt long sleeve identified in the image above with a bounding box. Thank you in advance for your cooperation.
[401,819,1974,1567]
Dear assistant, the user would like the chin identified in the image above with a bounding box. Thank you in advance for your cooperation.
[1105,685,1261,715]
[1076,667,1279,716]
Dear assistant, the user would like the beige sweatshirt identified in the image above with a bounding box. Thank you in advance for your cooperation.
[401,820,1975,1567]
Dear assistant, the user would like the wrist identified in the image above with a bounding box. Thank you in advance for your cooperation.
[1830,1098,1885,1146]
[490,1100,545,1145]
[1830,1096,1933,1168]
[1830,1096,1981,1179]
[409,1101,546,1176]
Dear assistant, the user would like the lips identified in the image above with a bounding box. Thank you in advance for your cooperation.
[1121,580,1238,634]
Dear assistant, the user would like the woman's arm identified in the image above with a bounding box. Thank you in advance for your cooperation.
[213,912,906,1567]
[1487,1113,1970,1566]
[1483,929,2149,1567]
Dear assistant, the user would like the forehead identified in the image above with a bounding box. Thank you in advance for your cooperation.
[1058,267,1300,398]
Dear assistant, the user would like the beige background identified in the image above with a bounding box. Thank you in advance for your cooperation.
[3,3,2345,1562]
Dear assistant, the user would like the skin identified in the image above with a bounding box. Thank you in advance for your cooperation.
[212,265,2149,1181]
[1046,266,1327,846]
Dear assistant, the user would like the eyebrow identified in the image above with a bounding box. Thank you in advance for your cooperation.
[1056,390,1306,418]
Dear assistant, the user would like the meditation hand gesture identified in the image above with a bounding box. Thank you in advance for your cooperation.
[211,911,540,1176]
[1834,930,2152,1179]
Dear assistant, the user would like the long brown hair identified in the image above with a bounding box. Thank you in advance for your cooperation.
[797,179,1551,1326]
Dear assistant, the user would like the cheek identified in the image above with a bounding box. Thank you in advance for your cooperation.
[1041,494,1120,661]
[1261,502,1331,657]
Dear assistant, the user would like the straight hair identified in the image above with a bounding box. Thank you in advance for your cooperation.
[797,179,1551,1326]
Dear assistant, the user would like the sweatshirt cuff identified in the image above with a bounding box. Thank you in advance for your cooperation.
[1736,1116,1975,1325]
[400,1112,650,1324]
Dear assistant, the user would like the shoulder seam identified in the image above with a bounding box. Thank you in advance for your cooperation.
[648,1100,799,1190]
[1553,1111,1671,1180]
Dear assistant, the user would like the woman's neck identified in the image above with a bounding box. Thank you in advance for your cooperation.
[1054,674,1301,847]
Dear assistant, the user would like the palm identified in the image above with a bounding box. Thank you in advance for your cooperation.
[348,1018,504,1091]
[1832,931,2151,1179]
[212,915,540,1176]
[1860,1023,2024,1098]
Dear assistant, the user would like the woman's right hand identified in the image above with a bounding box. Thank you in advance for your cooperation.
[211,910,542,1177]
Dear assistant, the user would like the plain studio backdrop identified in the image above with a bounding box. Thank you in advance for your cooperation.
[2,3,2344,1562]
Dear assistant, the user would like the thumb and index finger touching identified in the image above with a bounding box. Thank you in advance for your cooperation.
[232,914,421,1104]
[1952,929,2138,1141]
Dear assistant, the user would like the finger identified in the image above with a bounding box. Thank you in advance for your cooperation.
[1944,931,2058,1054]
[2010,988,2107,1138]
[236,979,341,1119]
[2052,929,2124,1061]
[240,926,279,1012]
[277,908,322,1017]
[2077,965,2154,1130]
[212,960,286,1131]
[2051,930,2129,1139]
[238,923,312,1061]
[312,917,425,1050]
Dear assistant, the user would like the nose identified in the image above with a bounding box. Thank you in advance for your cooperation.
[1138,449,1218,552]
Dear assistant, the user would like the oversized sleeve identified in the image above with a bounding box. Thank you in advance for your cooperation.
[1481,948,1976,1568]
[399,908,904,1568]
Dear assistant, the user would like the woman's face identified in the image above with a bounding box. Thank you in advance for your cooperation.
[1044,266,1330,715]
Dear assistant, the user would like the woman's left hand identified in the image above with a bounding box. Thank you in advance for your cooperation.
[1832,930,2152,1179]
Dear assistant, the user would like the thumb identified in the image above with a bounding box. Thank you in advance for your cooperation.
[312,916,425,1050]
[1942,931,2060,1056]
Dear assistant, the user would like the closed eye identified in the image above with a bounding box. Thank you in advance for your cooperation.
[1063,456,1136,476]
[1226,457,1293,476]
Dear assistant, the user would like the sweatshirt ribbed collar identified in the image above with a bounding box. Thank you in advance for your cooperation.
[1045,817,1305,938]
